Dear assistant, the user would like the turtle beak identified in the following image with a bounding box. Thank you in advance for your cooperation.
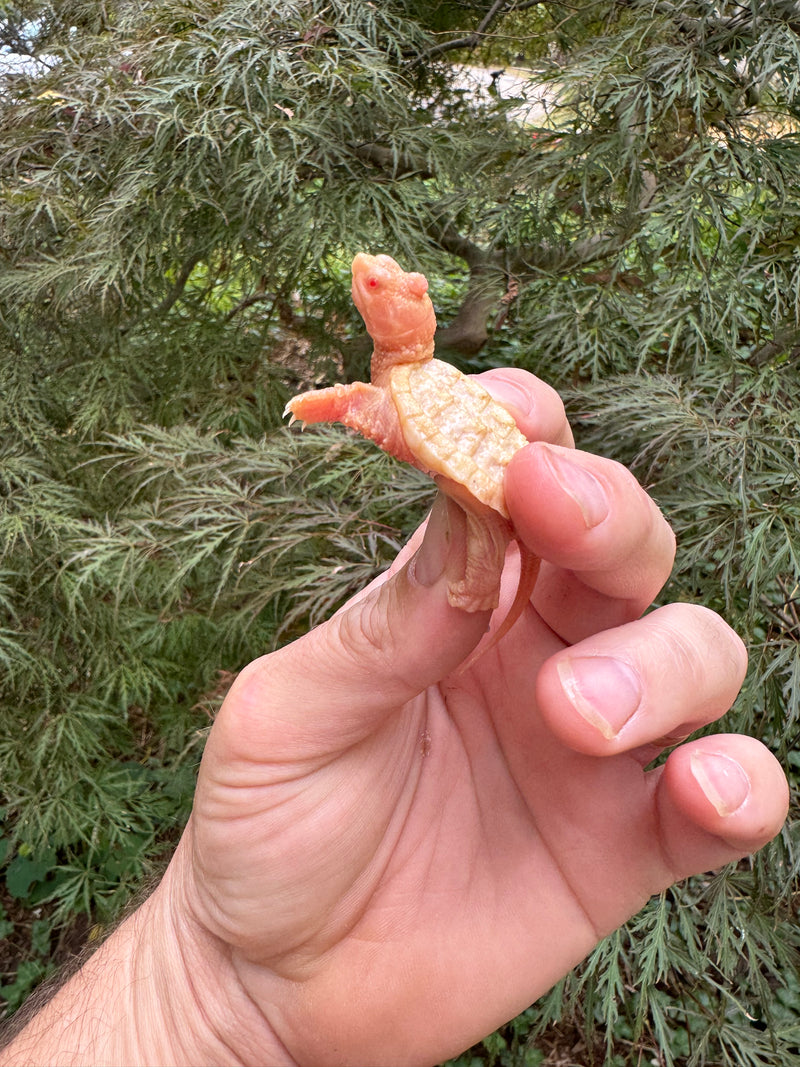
[352,252,379,274]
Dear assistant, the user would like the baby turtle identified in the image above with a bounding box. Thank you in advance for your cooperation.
[285,252,539,654]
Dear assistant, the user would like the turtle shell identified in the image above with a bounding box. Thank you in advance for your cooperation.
[389,358,527,518]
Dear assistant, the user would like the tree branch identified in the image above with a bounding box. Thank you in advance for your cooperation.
[425,216,487,269]
[749,326,800,367]
[352,143,434,180]
[0,17,37,57]
[224,289,275,323]
[656,1,800,39]
[422,217,507,355]
[414,0,513,62]
[154,252,204,316]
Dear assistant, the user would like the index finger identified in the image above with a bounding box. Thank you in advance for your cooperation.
[505,442,677,644]
[475,368,575,447]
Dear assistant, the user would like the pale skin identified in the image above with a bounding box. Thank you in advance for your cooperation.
[0,370,789,1067]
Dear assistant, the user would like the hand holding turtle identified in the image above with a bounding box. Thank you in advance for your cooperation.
[1,368,788,1067]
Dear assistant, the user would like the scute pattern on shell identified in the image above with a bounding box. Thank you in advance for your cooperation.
[389,359,527,518]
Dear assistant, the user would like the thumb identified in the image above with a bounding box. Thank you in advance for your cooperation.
[218,495,489,757]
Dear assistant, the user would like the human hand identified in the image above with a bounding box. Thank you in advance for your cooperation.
[2,371,787,1067]
[168,369,787,1065]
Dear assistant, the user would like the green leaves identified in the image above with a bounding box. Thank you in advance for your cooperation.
[1,1,800,1062]
[0,0,439,325]
[5,849,57,902]
[0,418,430,1017]
[0,422,428,846]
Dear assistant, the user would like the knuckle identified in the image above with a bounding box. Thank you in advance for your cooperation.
[337,588,391,663]
[649,602,748,699]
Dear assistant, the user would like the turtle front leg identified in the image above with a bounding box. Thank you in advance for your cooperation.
[285,381,381,427]
[285,382,413,463]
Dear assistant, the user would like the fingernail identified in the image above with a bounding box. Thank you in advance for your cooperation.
[540,445,609,528]
[557,655,642,739]
[690,752,751,816]
[412,495,451,587]
[481,374,533,419]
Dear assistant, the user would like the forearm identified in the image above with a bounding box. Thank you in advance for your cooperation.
[0,846,287,1067]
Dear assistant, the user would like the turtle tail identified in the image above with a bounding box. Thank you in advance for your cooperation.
[457,543,540,674]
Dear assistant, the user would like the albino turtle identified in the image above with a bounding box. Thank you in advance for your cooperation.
[285,252,539,653]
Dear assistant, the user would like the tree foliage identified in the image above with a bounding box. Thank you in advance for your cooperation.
[1,1,799,1062]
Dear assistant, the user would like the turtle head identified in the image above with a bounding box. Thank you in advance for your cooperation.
[351,253,436,361]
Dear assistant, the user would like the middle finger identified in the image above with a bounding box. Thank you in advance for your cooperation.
[534,602,748,759]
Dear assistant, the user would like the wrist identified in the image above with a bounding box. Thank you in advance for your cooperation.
[149,838,293,1066]
[0,838,289,1066]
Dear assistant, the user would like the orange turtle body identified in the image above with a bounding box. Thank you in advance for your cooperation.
[285,253,539,649]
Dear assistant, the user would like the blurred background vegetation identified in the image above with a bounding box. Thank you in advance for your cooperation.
[0,1,799,1063]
